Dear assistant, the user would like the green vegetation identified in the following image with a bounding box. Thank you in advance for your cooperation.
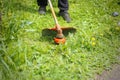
[0,0,120,80]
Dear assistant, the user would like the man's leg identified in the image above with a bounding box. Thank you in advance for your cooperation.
[37,0,48,14]
[58,0,68,12]
[58,0,71,23]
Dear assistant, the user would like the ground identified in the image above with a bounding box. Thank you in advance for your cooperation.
[95,64,120,80]
[95,56,120,80]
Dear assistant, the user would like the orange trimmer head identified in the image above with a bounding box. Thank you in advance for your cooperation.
[54,37,66,44]
[42,27,76,44]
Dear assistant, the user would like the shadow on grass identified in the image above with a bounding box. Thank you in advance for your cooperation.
[118,2,120,5]
[40,35,55,44]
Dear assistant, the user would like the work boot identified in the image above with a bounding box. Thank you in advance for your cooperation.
[59,11,71,23]
[38,6,46,15]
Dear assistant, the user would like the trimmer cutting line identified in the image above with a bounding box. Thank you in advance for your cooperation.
[43,0,76,44]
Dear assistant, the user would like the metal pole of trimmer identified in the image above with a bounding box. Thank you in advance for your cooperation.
[48,0,64,39]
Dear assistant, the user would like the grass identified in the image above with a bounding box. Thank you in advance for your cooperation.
[0,0,120,80]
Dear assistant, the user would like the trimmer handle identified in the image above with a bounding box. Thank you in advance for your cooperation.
[48,0,62,34]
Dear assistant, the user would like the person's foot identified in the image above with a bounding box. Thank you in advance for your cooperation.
[38,6,46,15]
[59,11,71,23]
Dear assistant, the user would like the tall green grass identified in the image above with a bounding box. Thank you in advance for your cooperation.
[0,0,120,80]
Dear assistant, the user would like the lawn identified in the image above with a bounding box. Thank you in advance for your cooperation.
[0,0,120,80]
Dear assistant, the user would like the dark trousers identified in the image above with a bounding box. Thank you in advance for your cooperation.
[37,0,69,12]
